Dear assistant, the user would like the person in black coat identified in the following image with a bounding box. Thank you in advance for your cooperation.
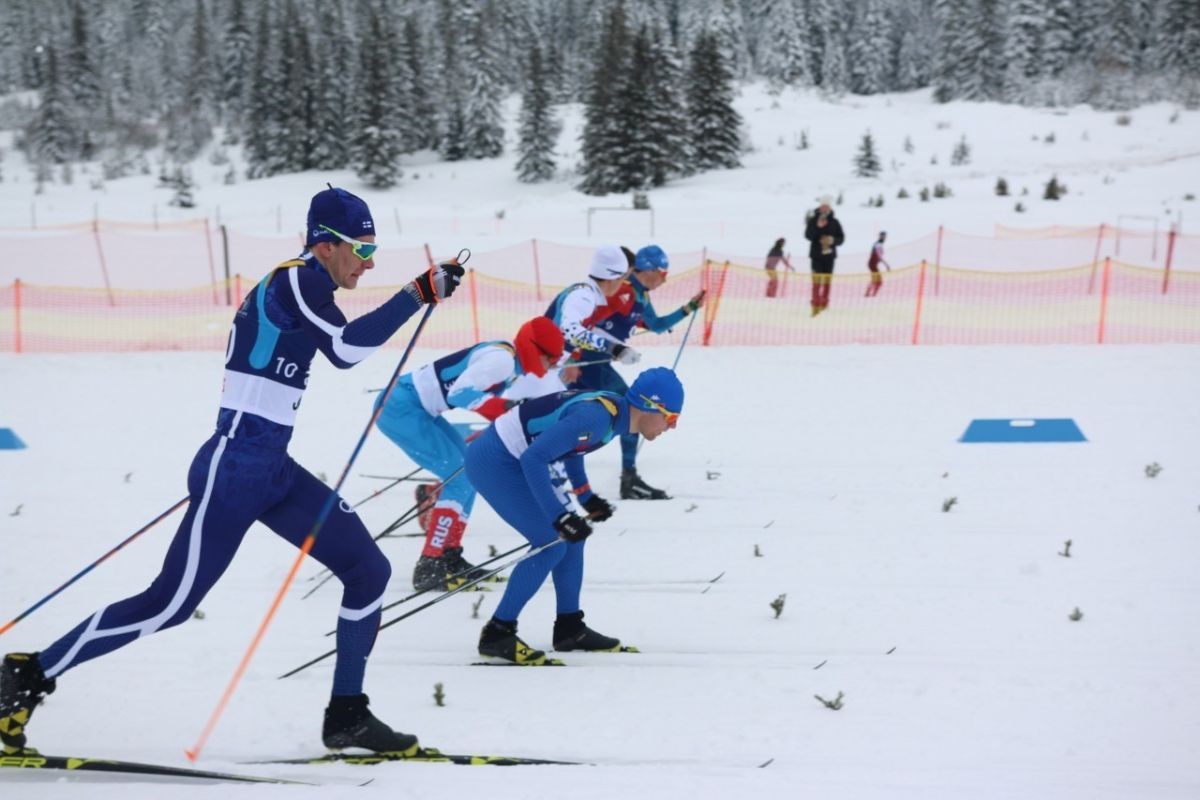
[804,196,845,315]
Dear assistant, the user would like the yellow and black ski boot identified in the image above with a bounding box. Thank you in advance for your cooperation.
[477,618,546,665]
[553,611,621,652]
[322,693,418,754]
[1,652,56,754]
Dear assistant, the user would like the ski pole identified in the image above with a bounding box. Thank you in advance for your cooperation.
[0,497,189,637]
[279,540,560,679]
[320,541,529,636]
[187,253,466,761]
[348,466,424,510]
[671,307,699,371]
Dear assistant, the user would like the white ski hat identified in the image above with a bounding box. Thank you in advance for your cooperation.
[589,245,629,280]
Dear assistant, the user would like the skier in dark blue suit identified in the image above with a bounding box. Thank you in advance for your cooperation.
[576,245,704,499]
[468,367,685,665]
[0,187,465,755]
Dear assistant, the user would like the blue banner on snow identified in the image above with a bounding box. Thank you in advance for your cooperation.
[0,428,27,450]
[959,419,1086,443]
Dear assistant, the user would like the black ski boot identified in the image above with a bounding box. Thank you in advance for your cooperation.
[1,652,56,754]
[412,554,453,591]
[477,618,546,665]
[443,546,487,582]
[620,468,669,500]
[322,694,419,754]
[552,611,621,652]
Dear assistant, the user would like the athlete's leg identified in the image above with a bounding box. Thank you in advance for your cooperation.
[259,463,390,697]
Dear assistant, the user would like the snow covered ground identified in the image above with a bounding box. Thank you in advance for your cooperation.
[1,344,1199,798]
[1,84,1198,797]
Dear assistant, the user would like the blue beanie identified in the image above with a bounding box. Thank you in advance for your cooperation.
[306,187,375,247]
[634,245,669,272]
[626,367,684,415]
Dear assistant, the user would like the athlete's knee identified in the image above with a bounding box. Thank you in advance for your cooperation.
[339,548,392,596]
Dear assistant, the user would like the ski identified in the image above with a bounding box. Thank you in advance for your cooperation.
[0,751,309,785]
[247,746,583,767]
[471,657,568,666]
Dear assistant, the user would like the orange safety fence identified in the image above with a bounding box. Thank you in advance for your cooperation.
[3,257,1198,353]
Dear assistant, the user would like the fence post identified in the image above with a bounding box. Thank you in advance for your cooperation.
[13,279,21,355]
[1088,222,1106,293]
[92,219,115,307]
[221,224,232,305]
[1097,257,1112,344]
[911,260,927,345]
[204,218,219,305]
[1162,225,1177,295]
[702,260,730,347]
[235,274,242,304]
[423,243,435,269]
[468,268,481,343]
[933,225,944,296]
[530,238,543,301]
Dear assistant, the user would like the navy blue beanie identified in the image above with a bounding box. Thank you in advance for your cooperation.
[626,367,684,415]
[306,187,375,247]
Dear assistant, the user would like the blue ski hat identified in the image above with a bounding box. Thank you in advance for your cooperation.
[626,367,684,417]
[306,186,375,247]
[634,245,669,272]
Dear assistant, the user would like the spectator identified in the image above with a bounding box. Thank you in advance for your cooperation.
[804,196,845,315]
[865,231,890,297]
[764,238,792,298]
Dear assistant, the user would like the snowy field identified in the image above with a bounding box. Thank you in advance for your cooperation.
[2,85,1197,265]
[1,343,1199,799]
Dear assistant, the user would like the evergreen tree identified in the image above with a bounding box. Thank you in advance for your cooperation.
[819,12,849,96]
[515,41,558,183]
[353,5,404,188]
[1039,0,1075,78]
[578,1,631,195]
[463,10,505,158]
[1002,0,1043,102]
[168,0,216,159]
[64,0,101,115]
[25,45,79,164]
[644,23,691,183]
[848,0,893,95]
[686,29,742,171]
[853,130,881,177]
[403,15,437,151]
[220,0,252,126]
[243,2,287,176]
[758,0,809,92]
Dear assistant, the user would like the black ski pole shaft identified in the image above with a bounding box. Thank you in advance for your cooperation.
[349,466,424,510]
[280,540,558,679]
[0,496,189,636]
[321,541,529,636]
[671,307,699,372]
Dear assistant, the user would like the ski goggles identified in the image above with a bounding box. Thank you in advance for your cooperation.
[639,395,679,428]
[319,224,378,260]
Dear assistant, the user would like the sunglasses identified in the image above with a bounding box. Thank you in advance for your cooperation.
[319,224,378,260]
[639,394,679,427]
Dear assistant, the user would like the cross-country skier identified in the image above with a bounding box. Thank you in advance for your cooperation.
[578,245,704,499]
[374,317,565,591]
[469,367,685,665]
[0,187,464,756]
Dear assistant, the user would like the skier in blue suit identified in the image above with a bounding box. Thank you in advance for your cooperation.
[468,367,685,665]
[577,245,704,499]
[0,187,464,756]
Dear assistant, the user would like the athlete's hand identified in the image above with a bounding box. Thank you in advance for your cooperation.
[413,261,465,304]
[554,512,593,543]
[611,344,641,365]
[582,495,614,522]
[684,290,706,315]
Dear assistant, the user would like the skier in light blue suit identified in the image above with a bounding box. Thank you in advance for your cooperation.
[468,367,685,665]
[0,187,464,757]
[375,317,564,591]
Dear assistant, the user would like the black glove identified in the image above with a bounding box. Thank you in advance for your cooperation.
[413,261,465,304]
[611,343,641,365]
[553,512,593,543]
[582,495,614,522]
